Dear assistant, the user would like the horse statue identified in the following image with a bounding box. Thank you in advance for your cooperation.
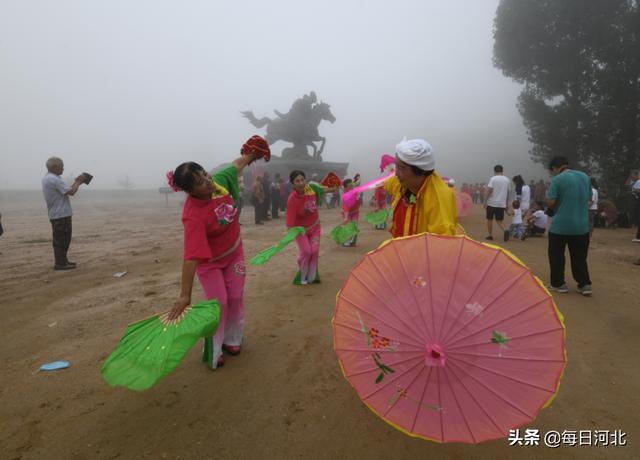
[241,95,336,161]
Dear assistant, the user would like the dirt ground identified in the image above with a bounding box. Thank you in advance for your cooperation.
[0,189,638,459]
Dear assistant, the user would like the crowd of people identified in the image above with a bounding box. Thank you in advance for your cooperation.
[27,136,640,371]
[163,137,457,369]
[461,179,549,207]
[251,172,289,225]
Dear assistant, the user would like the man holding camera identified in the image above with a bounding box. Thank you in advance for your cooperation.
[545,156,592,296]
[42,156,88,270]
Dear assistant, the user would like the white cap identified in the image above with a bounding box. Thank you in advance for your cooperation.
[395,138,435,171]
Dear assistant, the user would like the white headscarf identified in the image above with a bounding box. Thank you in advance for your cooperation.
[395,138,435,171]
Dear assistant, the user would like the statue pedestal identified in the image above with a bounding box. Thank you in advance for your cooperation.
[251,155,349,183]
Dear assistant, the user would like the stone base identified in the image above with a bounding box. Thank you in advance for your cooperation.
[250,156,349,183]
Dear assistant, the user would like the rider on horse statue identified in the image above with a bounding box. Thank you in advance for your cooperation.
[241,91,335,161]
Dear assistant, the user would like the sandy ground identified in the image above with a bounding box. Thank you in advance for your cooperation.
[1,189,639,460]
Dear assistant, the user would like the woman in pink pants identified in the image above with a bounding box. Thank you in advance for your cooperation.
[286,170,336,285]
[340,178,361,246]
[167,141,268,370]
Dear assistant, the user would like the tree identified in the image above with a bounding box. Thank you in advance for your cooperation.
[493,0,640,205]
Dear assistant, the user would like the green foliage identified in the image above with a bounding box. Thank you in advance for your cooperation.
[494,0,640,202]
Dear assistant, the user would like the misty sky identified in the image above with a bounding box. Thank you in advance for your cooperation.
[0,0,547,190]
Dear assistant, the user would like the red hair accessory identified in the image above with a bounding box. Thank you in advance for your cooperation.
[241,135,271,162]
[166,170,181,192]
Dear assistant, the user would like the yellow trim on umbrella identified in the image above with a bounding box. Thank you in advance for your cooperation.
[483,239,568,411]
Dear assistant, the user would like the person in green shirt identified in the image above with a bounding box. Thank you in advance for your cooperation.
[545,156,592,296]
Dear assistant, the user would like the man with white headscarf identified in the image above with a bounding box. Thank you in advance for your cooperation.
[380,138,458,237]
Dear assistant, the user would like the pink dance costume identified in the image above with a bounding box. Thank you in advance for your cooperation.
[341,193,361,245]
[286,183,325,284]
[373,187,388,229]
[182,165,245,369]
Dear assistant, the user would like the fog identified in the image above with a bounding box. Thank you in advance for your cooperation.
[0,0,547,191]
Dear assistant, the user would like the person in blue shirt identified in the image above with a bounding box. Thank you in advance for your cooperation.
[545,156,592,296]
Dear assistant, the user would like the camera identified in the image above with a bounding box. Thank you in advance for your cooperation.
[81,172,93,185]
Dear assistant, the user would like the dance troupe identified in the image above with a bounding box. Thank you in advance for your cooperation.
[166,136,457,369]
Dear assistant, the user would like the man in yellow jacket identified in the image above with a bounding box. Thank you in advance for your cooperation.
[383,138,458,237]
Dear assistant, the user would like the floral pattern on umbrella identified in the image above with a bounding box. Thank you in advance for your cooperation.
[357,312,396,384]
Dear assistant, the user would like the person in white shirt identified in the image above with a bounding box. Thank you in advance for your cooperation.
[513,175,531,213]
[41,157,86,270]
[523,201,548,239]
[589,177,599,238]
[508,200,525,240]
[485,164,511,241]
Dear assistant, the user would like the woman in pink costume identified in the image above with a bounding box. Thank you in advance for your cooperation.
[166,145,266,370]
[372,184,388,230]
[286,170,336,285]
[341,178,361,246]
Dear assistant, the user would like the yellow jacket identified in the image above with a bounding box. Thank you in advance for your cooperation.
[384,171,458,237]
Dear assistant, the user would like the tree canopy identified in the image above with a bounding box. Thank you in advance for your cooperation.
[493,0,639,203]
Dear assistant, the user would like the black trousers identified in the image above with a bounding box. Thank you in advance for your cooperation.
[271,195,280,218]
[254,202,263,224]
[548,232,591,288]
[262,187,271,220]
[50,216,72,265]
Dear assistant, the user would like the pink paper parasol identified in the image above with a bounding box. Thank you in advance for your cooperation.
[333,233,566,443]
[456,192,473,217]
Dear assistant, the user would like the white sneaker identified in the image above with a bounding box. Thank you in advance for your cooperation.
[577,285,593,296]
[300,279,308,285]
[546,284,569,293]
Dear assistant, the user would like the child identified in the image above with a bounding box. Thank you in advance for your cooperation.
[524,201,548,239]
[508,200,525,240]
[341,178,360,246]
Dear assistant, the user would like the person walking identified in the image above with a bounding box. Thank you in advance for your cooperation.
[545,156,592,296]
[485,165,511,241]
